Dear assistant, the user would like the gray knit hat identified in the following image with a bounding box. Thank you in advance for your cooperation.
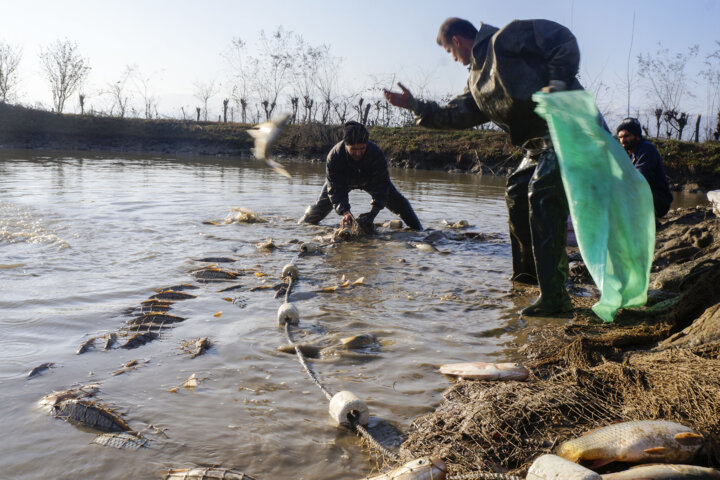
[616,117,642,138]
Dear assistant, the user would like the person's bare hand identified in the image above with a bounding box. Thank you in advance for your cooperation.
[340,212,353,228]
[383,82,413,109]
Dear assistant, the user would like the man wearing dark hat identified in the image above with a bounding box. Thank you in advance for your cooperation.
[298,121,422,231]
[616,118,673,218]
[384,17,582,316]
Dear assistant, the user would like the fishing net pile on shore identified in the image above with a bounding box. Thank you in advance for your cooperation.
[398,206,720,476]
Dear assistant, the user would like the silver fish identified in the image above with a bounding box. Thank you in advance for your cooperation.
[439,362,530,381]
[558,420,704,468]
[27,362,55,378]
[247,114,291,178]
[366,456,446,480]
[601,464,720,479]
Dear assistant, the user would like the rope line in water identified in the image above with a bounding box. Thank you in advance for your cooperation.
[447,473,522,480]
[354,422,401,463]
[284,321,333,402]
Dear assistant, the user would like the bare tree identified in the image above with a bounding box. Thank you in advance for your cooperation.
[39,39,90,113]
[0,41,22,103]
[315,50,341,124]
[135,69,159,119]
[253,27,295,120]
[105,65,135,117]
[637,43,698,136]
[224,37,252,123]
[701,41,720,141]
[194,79,218,121]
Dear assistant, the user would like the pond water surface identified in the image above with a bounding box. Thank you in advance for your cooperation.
[0,149,704,480]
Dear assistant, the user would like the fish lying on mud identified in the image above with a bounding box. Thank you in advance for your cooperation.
[164,467,258,480]
[27,362,55,378]
[366,456,446,480]
[601,464,720,479]
[439,362,530,381]
[558,420,704,468]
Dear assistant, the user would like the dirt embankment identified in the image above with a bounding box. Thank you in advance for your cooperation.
[2,103,720,190]
[399,206,720,477]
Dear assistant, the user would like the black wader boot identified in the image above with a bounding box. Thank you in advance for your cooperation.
[521,147,572,316]
[506,158,538,285]
[298,182,333,225]
[386,183,423,230]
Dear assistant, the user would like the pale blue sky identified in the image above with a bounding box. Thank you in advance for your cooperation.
[2,0,719,128]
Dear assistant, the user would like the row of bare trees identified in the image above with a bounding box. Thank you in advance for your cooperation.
[2,33,719,140]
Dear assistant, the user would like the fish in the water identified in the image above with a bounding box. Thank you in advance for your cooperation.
[53,399,131,433]
[439,362,530,381]
[151,290,196,300]
[92,431,149,450]
[366,456,446,480]
[601,464,720,479]
[558,420,704,468]
[247,113,292,178]
[182,337,212,358]
[341,334,378,349]
[27,362,55,378]
[192,268,238,281]
[164,467,258,480]
[413,242,439,252]
[76,337,97,354]
[39,383,100,410]
[277,344,322,358]
[121,332,160,349]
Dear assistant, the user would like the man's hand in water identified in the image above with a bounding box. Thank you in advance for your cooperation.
[383,82,414,109]
[340,212,354,228]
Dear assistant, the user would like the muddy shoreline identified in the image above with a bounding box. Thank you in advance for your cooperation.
[2,103,720,192]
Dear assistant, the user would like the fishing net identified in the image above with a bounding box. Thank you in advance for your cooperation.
[398,207,720,477]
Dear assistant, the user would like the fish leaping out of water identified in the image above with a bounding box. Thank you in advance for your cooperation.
[247,113,292,178]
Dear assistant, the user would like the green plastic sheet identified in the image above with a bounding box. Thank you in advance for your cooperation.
[533,90,655,322]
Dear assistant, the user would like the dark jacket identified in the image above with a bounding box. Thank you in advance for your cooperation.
[630,139,673,217]
[326,140,390,215]
[411,19,582,146]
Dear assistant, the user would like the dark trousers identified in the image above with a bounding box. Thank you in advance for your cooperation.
[505,148,569,301]
[301,181,422,230]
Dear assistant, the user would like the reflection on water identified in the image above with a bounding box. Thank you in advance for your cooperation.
[0,149,704,480]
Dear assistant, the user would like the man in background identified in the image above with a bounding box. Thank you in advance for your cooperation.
[616,118,673,218]
[299,121,422,232]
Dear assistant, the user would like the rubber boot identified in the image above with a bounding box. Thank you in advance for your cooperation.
[298,184,333,225]
[521,149,572,317]
[385,183,423,230]
[506,158,538,285]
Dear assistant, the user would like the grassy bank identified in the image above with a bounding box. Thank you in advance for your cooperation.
[2,103,720,189]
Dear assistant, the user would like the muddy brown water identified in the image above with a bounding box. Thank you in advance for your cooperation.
[0,150,706,480]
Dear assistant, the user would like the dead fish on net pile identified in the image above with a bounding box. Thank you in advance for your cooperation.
[365,456,446,480]
[439,362,530,381]
[256,238,276,251]
[277,344,323,359]
[76,336,97,354]
[121,332,160,349]
[92,431,149,450]
[192,267,238,281]
[601,464,720,479]
[151,290,197,300]
[27,362,55,378]
[181,337,212,358]
[53,399,131,433]
[39,384,100,411]
[558,420,705,468]
[164,467,258,480]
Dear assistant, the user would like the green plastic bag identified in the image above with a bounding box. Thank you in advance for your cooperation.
[533,90,655,322]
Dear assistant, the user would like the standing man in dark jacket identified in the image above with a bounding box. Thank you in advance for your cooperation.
[616,118,673,218]
[299,121,422,231]
[384,17,582,316]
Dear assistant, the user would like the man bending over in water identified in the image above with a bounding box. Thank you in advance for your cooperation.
[299,121,422,232]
